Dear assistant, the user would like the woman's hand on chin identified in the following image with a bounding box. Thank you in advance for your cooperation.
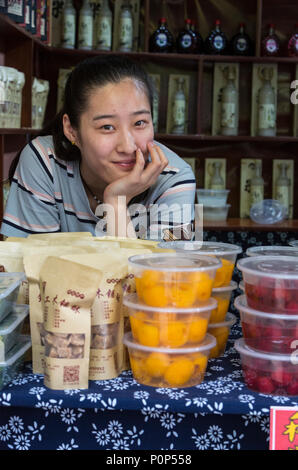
[103,142,168,206]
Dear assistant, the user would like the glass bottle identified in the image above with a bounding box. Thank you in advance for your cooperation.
[78,0,94,50]
[230,23,252,56]
[275,163,290,217]
[190,20,204,54]
[171,78,186,134]
[287,23,298,57]
[118,1,133,52]
[210,162,225,190]
[220,67,239,136]
[176,18,196,54]
[149,18,174,53]
[250,163,264,208]
[257,68,276,137]
[261,24,280,56]
[95,0,112,51]
[204,19,228,55]
[61,0,76,49]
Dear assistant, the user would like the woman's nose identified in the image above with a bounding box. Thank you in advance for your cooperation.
[116,129,137,154]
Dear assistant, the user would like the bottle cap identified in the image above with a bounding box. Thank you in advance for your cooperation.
[160,18,167,23]
[215,19,221,25]
[185,18,192,24]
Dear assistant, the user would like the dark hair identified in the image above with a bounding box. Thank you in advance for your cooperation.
[9,55,154,182]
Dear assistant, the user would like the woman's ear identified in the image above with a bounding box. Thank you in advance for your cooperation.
[62,114,78,145]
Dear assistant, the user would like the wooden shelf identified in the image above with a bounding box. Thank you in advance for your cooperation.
[0,128,41,135]
[156,133,298,143]
[204,218,298,232]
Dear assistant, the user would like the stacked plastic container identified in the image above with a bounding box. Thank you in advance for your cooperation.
[124,252,221,388]
[236,247,298,396]
[0,273,31,391]
[158,241,241,358]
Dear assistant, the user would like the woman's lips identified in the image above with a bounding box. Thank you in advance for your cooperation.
[113,160,136,169]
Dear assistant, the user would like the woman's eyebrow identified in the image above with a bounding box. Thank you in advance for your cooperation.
[93,109,151,121]
[131,109,151,116]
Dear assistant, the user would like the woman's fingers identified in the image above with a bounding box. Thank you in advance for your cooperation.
[143,142,168,180]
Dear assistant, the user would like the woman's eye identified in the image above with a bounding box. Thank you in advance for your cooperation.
[135,120,146,127]
[100,124,114,131]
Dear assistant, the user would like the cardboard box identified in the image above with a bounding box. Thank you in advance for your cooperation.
[272,159,294,219]
[148,73,160,133]
[112,0,140,52]
[7,0,25,22]
[48,0,65,47]
[204,158,226,189]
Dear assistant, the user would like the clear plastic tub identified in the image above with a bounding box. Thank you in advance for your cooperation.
[124,331,216,388]
[235,294,298,354]
[0,273,26,322]
[157,241,242,289]
[123,293,217,348]
[210,281,238,323]
[235,338,298,396]
[203,204,231,221]
[0,304,29,361]
[0,335,31,391]
[289,240,298,247]
[207,312,237,358]
[246,246,298,257]
[196,189,230,206]
[237,255,298,314]
[239,280,244,292]
[128,253,222,308]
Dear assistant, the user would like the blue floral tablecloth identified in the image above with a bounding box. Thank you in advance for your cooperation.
[1,230,298,451]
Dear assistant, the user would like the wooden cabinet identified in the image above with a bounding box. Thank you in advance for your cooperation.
[1,0,298,230]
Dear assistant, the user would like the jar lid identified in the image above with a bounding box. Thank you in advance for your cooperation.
[246,246,298,257]
[123,293,217,313]
[157,241,242,256]
[123,331,217,354]
[235,294,298,320]
[235,337,294,362]
[207,312,237,328]
[237,255,298,279]
[128,252,222,272]
[212,280,238,293]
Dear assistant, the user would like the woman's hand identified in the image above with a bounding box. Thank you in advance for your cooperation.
[103,142,168,205]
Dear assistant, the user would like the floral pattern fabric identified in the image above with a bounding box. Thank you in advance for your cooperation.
[0,230,297,451]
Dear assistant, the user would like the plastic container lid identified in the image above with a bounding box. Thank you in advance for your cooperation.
[250,199,286,224]
[0,273,25,300]
[246,246,298,257]
[197,189,230,195]
[123,331,217,354]
[234,294,298,321]
[207,312,237,328]
[239,280,244,291]
[234,337,294,362]
[237,255,298,279]
[203,204,231,209]
[212,280,238,293]
[158,241,242,256]
[0,305,29,335]
[123,293,217,313]
[288,240,298,247]
[128,252,222,272]
[0,335,31,367]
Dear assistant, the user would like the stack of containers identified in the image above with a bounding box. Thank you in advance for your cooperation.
[0,272,31,391]
[236,250,298,396]
[123,252,221,388]
[158,241,241,358]
[196,189,231,222]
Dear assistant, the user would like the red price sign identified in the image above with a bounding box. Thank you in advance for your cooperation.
[270,406,298,450]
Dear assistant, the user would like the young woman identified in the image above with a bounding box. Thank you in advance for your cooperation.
[1,55,196,240]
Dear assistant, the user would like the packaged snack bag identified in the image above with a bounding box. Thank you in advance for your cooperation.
[23,244,101,374]
[39,256,102,390]
[61,248,151,380]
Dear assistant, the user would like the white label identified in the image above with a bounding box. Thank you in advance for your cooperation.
[181,33,192,48]
[63,13,76,47]
[259,104,276,129]
[266,38,277,53]
[119,17,133,50]
[97,16,112,49]
[79,16,93,48]
[156,33,167,47]
[173,98,186,126]
[295,39,298,51]
[221,102,236,128]
[214,35,224,50]
[250,185,264,205]
[236,38,247,52]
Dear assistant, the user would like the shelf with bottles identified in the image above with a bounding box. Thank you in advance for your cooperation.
[203,217,298,232]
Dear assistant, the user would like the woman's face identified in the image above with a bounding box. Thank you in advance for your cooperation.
[73,78,154,190]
